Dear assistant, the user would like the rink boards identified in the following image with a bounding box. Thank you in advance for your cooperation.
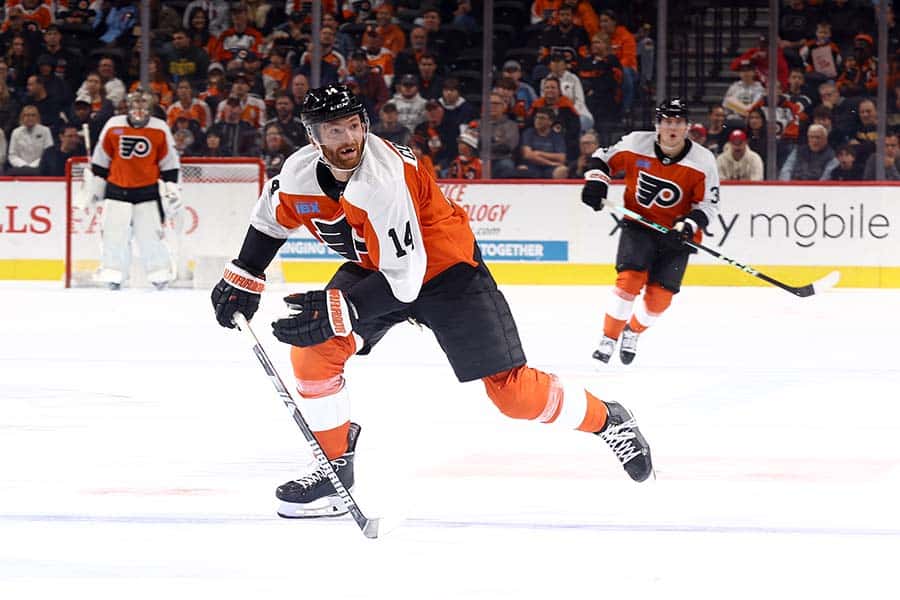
[1,179,898,287]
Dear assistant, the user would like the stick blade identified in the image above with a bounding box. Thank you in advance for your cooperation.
[362,518,381,539]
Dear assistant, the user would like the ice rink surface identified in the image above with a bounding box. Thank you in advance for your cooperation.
[1,280,898,599]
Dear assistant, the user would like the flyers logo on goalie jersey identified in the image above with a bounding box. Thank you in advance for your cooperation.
[636,171,682,208]
[119,135,152,158]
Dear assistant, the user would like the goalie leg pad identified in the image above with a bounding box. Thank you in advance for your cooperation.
[99,199,133,284]
[132,200,173,284]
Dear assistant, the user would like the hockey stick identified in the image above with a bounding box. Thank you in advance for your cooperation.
[603,202,841,297]
[233,312,381,539]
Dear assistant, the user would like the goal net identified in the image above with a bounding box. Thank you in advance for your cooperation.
[65,157,270,288]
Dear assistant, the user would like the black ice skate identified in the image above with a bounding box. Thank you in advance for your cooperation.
[592,335,617,363]
[619,325,639,364]
[276,422,360,518]
[596,401,653,482]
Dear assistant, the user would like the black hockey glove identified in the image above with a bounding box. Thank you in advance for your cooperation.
[211,260,266,328]
[662,209,708,251]
[581,157,610,211]
[272,289,359,347]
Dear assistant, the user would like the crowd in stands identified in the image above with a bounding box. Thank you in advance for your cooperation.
[0,0,896,181]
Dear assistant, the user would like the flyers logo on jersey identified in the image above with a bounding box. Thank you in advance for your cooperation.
[119,135,152,159]
[636,171,682,208]
[311,214,368,261]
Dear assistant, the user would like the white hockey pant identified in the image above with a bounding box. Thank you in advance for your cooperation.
[98,199,172,285]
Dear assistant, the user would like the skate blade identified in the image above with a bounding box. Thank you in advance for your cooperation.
[276,496,349,519]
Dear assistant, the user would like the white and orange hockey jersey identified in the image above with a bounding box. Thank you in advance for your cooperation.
[92,115,179,190]
[250,134,476,302]
[594,131,719,234]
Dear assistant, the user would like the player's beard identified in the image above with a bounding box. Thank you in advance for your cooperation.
[321,138,365,172]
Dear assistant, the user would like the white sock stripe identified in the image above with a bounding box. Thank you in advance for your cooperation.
[554,380,589,430]
[296,385,351,431]
[608,292,635,321]
[632,300,658,328]
[537,376,563,423]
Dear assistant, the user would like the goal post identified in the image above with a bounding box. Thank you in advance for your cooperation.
[65,157,269,288]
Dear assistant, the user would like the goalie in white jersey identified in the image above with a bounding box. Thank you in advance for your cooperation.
[581,98,720,364]
[75,87,182,290]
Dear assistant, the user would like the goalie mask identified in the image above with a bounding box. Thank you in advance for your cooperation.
[300,83,369,174]
[126,87,154,128]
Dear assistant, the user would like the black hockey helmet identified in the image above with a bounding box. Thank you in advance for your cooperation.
[300,83,367,129]
[655,97,689,122]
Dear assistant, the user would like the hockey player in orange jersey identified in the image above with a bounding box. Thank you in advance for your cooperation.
[581,98,720,364]
[75,87,182,290]
[211,84,653,518]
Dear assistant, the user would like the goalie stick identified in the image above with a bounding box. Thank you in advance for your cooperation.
[603,202,841,297]
[233,312,382,539]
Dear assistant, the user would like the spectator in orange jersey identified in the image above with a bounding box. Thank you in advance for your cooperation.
[445,130,482,179]
[375,3,405,56]
[214,71,265,128]
[598,10,636,111]
[360,23,394,88]
[5,0,52,35]
[409,132,438,178]
[129,56,174,110]
[262,47,291,106]
[214,4,263,63]
[299,24,346,78]
[167,79,212,130]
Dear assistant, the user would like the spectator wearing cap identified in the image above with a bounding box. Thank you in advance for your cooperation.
[416,52,443,101]
[438,77,476,138]
[207,95,261,156]
[722,59,765,121]
[836,33,878,97]
[167,79,213,131]
[25,74,64,135]
[67,93,103,150]
[360,24,395,88]
[799,22,842,81]
[262,48,291,106]
[528,75,580,160]
[7,105,51,176]
[390,73,427,132]
[445,130,481,179]
[484,91,519,178]
[182,0,231,37]
[577,32,622,144]
[598,10,637,111]
[299,25,346,80]
[40,25,83,94]
[346,49,389,119]
[375,3,406,57]
[394,26,429,80]
[215,71,266,128]
[414,99,458,169]
[200,61,226,113]
[779,123,837,180]
[517,106,567,179]
[688,123,707,146]
[371,102,411,146]
[542,52,592,132]
[215,4,263,63]
[263,92,307,150]
[561,129,600,179]
[38,123,82,176]
[163,27,210,90]
[502,60,537,112]
[829,144,863,181]
[537,3,590,71]
[233,48,267,99]
[716,129,764,181]
[730,34,789,89]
